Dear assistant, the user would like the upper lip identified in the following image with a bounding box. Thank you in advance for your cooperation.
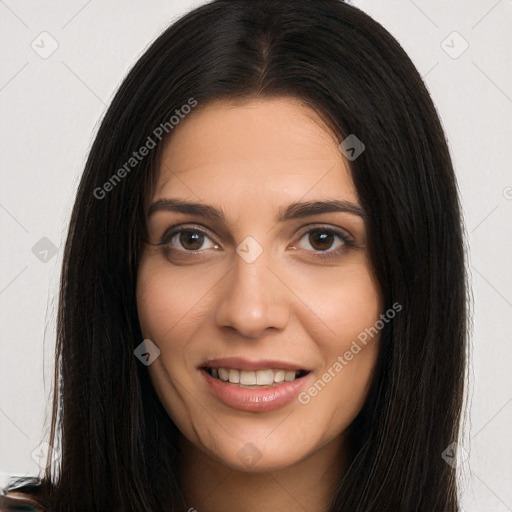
[201,357,311,372]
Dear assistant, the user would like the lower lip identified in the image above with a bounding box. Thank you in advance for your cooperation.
[200,368,311,412]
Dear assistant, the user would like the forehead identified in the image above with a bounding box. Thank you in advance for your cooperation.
[154,97,357,203]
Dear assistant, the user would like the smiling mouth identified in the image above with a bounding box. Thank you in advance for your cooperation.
[202,367,310,387]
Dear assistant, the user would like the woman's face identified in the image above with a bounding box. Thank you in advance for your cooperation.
[137,97,382,472]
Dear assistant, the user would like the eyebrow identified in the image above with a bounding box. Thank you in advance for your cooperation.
[147,198,366,222]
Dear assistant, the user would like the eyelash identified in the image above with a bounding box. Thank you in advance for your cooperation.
[157,223,356,260]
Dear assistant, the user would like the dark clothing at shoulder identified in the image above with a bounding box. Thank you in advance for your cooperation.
[0,492,44,511]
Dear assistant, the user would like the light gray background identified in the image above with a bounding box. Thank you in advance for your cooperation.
[1,1,511,510]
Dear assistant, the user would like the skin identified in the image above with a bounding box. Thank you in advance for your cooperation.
[136,97,383,512]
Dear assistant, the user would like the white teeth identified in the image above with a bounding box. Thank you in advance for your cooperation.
[239,370,257,385]
[256,369,274,386]
[284,370,296,382]
[208,367,306,386]
[228,368,240,383]
[274,369,285,383]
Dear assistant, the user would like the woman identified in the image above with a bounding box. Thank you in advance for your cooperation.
[1,0,468,510]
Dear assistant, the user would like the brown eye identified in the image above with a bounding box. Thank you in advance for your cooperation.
[294,227,354,259]
[179,230,205,250]
[162,228,218,252]
[308,230,336,251]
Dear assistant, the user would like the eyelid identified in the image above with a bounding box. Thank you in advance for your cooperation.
[294,223,354,243]
[157,223,221,247]
[291,224,356,258]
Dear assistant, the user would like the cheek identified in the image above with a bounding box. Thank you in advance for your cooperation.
[136,254,219,342]
[307,342,379,441]
[322,268,381,343]
[294,262,382,424]
[294,259,382,350]
[135,256,214,430]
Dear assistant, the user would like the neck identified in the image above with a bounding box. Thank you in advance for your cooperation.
[178,434,346,512]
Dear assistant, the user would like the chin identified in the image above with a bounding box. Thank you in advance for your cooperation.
[208,443,306,473]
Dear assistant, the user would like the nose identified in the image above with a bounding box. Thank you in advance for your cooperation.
[214,250,291,339]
